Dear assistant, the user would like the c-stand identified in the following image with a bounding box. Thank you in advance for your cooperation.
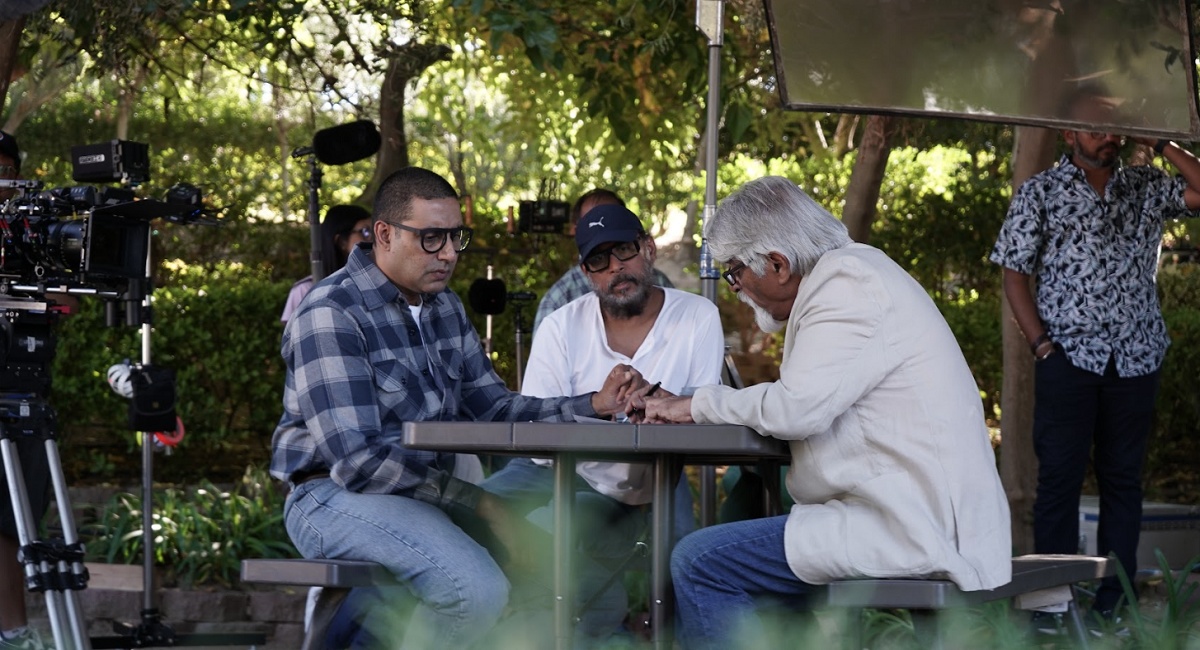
[87,243,264,650]
[509,294,535,392]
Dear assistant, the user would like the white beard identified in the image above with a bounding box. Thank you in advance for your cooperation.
[740,293,786,334]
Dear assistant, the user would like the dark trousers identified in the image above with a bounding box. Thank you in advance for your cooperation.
[1032,351,1160,614]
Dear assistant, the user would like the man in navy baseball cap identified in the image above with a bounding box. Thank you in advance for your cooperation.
[574,203,649,264]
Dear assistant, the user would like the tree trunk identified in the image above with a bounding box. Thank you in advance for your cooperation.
[361,43,451,205]
[115,65,146,140]
[1001,5,1076,556]
[362,57,410,205]
[0,17,27,116]
[3,60,77,133]
[841,115,895,244]
[830,113,858,158]
[663,121,707,292]
[1001,125,1057,555]
[272,67,292,223]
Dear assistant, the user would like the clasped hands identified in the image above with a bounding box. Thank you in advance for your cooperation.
[588,363,694,424]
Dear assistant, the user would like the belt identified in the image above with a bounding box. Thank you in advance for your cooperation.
[292,470,331,487]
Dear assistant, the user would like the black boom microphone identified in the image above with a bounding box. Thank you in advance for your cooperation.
[312,120,382,165]
[469,278,508,315]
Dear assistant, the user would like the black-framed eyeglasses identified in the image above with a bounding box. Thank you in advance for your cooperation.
[722,261,747,287]
[583,239,641,273]
[385,222,473,254]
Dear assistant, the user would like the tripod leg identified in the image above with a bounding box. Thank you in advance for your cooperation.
[2,434,92,650]
[45,439,92,650]
[2,437,67,649]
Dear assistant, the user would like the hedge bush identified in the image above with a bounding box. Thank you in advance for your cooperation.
[51,262,291,485]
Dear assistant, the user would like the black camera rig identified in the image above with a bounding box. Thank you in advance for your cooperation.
[0,139,207,304]
[0,180,172,299]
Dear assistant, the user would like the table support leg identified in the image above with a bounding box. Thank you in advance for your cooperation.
[759,460,784,516]
[554,452,576,650]
[699,465,717,528]
[651,454,680,650]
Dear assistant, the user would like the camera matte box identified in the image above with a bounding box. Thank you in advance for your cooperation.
[518,200,569,234]
[71,140,150,184]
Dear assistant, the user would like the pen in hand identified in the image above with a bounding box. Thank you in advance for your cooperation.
[628,381,661,421]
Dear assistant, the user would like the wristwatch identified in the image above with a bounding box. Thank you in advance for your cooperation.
[1154,139,1169,155]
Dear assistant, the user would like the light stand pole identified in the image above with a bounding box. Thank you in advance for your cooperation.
[695,0,725,532]
[306,156,325,283]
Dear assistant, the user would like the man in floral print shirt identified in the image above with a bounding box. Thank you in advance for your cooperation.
[990,86,1200,620]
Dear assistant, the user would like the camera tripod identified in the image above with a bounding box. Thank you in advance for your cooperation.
[1,398,92,650]
[0,291,261,649]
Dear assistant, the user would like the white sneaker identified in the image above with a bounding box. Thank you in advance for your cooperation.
[1031,611,1065,636]
[1087,616,1131,639]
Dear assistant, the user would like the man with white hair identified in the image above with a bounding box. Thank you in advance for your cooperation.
[634,176,1012,648]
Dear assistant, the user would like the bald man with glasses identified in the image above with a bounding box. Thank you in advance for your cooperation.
[271,167,647,648]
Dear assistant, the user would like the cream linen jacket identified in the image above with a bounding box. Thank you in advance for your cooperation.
[692,243,1011,590]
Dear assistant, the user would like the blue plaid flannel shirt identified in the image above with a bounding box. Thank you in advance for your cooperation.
[271,245,597,515]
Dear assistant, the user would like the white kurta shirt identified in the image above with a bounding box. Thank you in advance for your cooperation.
[524,288,725,504]
[691,243,1012,591]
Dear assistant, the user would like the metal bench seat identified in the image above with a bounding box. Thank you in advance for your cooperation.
[826,554,1113,649]
[241,558,401,650]
[244,554,1114,649]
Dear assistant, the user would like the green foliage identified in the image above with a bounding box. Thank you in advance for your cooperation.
[936,292,1003,422]
[1137,252,1200,505]
[871,144,1012,298]
[1120,552,1200,650]
[80,466,298,589]
[1159,263,1200,311]
[1145,303,1200,504]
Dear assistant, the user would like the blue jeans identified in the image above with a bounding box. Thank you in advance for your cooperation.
[1032,352,1160,614]
[671,516,818,650]
[284,478,509,649]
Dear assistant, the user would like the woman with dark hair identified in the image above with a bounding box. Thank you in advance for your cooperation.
[281,204,372,322]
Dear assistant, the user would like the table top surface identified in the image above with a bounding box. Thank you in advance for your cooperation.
[402,421,790,462]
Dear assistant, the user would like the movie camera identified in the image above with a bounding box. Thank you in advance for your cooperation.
[0,140,207,303]
[0,139,199,432]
